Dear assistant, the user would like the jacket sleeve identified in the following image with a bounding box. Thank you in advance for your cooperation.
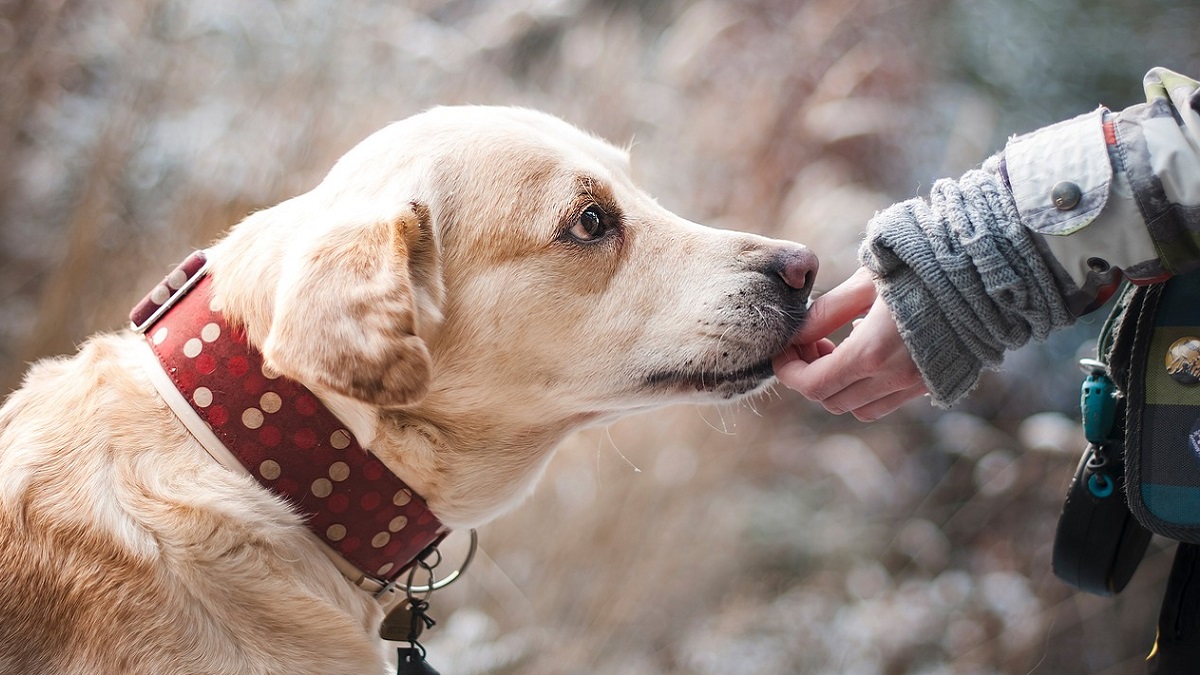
[1007,67,1200,314]
[858,68,1200,406]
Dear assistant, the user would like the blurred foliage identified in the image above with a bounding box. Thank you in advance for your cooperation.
[1,0,1198,673]
[932,0,1199,140]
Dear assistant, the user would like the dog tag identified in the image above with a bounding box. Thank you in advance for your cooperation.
[380,601,423,642]
[396,647,441,675]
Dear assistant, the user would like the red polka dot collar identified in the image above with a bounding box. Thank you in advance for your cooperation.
[131,251,446,590]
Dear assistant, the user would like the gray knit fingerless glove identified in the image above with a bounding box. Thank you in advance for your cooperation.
[858,155,1075,406]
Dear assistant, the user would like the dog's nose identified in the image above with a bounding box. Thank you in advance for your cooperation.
[773,245,819,298]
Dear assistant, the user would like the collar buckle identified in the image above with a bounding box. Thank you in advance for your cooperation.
[129,251,209,333]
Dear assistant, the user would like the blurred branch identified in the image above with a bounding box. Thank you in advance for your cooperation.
[12,0,157,377]
[0,0,74,220]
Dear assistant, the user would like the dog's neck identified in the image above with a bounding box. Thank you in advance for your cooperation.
[132,252,447,590]
[371,404,587,528]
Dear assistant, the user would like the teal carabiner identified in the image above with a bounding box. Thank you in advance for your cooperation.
[1079,358,1117,445]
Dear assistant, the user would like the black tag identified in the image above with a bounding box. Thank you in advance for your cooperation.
[395,647,441,675]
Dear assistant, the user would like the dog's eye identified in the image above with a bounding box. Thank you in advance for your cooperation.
[567,206,607,242]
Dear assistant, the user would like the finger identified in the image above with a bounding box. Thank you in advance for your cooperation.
[850,385,928,422]
[814,338,835,358]
[772,338,836,373]
[772,353,809,393]
[797,342,822,363]
[820,375,920,417]
[794,267,877,344]
[794,338,836,364]
[772,341,803,370]
[775,345,869,402]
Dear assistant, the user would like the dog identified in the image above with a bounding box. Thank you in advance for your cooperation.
[0,106,816,674]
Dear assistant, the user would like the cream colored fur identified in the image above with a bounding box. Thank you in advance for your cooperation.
[0,106,815,674]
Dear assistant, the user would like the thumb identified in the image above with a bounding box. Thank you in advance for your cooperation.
[794,267,878,344]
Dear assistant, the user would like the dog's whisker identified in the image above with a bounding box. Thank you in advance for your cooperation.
[696,404,736,435]
[602,425,641,474]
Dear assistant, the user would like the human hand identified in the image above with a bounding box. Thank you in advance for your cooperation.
[773,267,928,421]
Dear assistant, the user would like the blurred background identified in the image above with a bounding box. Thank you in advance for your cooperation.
[2,0,1198,672]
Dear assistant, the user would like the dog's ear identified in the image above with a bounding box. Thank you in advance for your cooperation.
[262,201,443,408]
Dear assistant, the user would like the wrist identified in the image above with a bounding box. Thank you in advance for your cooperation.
[860,158,1074,406]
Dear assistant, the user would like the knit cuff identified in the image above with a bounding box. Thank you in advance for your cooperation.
[859,157,1076,407]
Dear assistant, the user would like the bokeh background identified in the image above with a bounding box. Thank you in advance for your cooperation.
[3,1,1199,673]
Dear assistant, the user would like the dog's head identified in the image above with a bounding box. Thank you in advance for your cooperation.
[210,106,815,525]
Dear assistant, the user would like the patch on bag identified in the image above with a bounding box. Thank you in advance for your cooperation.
[1192,417,1200,457]
[1146,330,1200,407]
[1167,336,1200,385]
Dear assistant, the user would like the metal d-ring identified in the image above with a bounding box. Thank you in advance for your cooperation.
[401,529,478,594]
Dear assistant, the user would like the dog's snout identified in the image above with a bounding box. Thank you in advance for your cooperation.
[772,246,818,298]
